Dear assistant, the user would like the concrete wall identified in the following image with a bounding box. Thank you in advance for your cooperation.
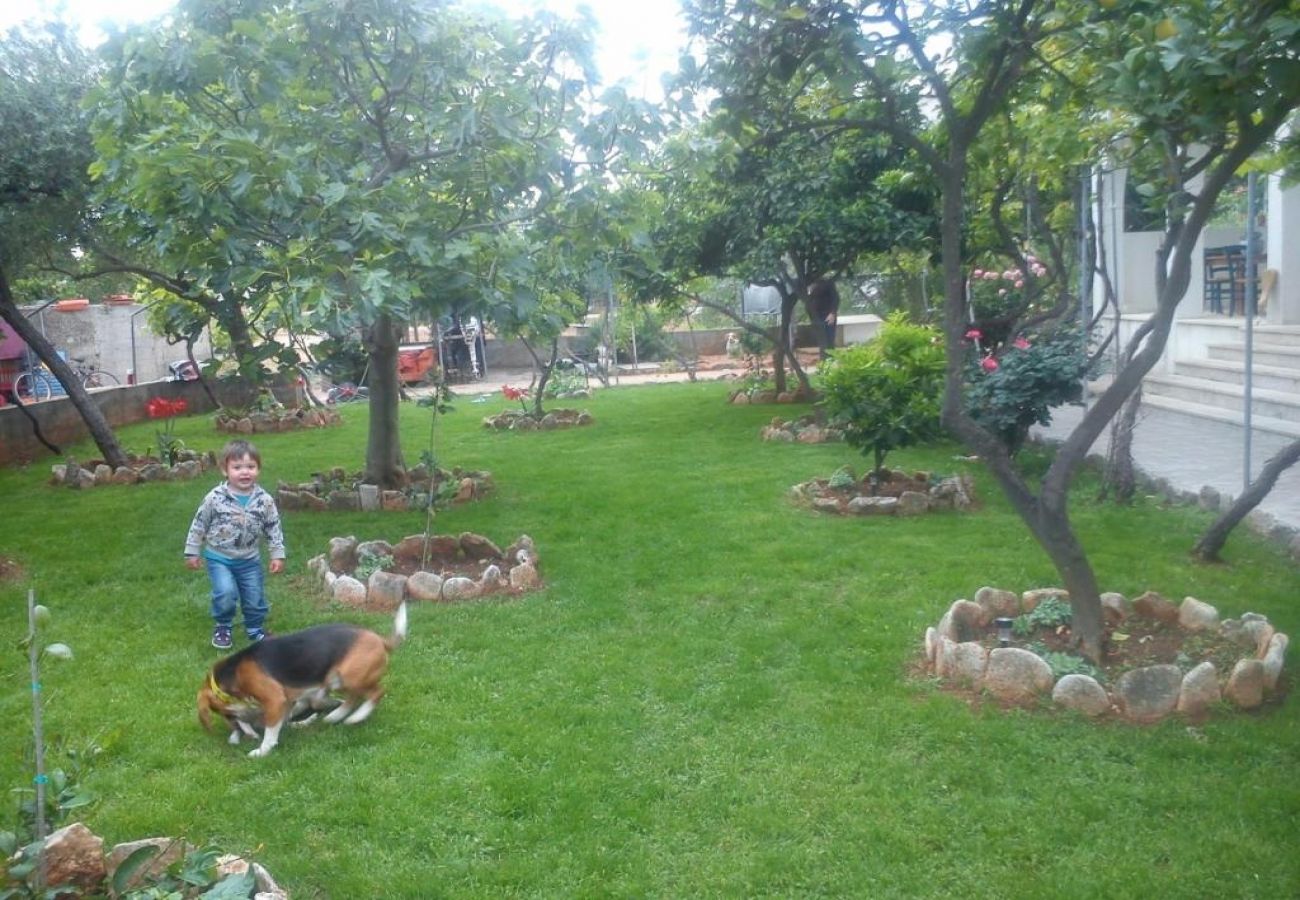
[16,301,213,384]
[0,377,291,466]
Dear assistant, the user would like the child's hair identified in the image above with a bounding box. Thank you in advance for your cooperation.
[219,439,262,468]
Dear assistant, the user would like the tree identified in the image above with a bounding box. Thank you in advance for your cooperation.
[683,0,1300,662]
[92,0,630,486]
[0,22,129,468]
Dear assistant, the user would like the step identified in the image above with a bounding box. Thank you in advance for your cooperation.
[1138,394,1300,439]
[1205,341,1300,370]
[1174,358,1300,394]
[1142,372,1300,421]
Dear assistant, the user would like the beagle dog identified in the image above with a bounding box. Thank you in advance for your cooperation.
[197,602,408,757]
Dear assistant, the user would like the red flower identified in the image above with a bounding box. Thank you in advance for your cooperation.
[1012,336,1031,351]
[964,328,983,341]
[980,356,1000,373]
[146,396,188,419]
[500,385,528,402]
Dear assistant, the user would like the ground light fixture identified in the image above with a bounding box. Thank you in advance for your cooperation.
[995,617,1015,648]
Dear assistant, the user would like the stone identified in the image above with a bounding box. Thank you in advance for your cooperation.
[1176,662,1221,718]
[356,540,393,562]
[93,463,112,485]
[441,576,481,602]
[381,490,409,511]
[974,586,1019,623]
[1052,674,1111,717]
[983,648,1054,704]
[216,855,288,900]
[1021,588,1067,614]
[367,571,407,610]
[1132,590,1179,625]
[1178,596,1219,632]
[327,490,361,511]
[933,636,957,678]
[895,491,930,516]
[945,641,989,686]
[306,554,329,580]
[460,532,503,560]
[332,575,367,606]
[174,460,202,480]
[302,493,328,511]
[43,822,105,896]
[107,837,194,894]
[936,600,985,642]
[924,626,938,665]
[506,535,537,565]
[812,496,841,512]
[407,571,445,601]
[1197,484,1220,511]
[1115,664,1182,722]
[509,561,541,590]
[358,483,380,511]
[1225,659,1266,709]
[112,466,142,484]
[1100,592,1130,624]
[846,495,897,515]
[1261,632,1288,692]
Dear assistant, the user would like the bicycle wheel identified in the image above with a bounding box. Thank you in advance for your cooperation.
[14,372,53,402]
[83,369,120,389]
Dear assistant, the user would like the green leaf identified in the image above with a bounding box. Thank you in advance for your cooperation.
[111,843,164,894]
[199,871,257,898]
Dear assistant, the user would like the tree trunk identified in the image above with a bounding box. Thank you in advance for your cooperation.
[363,312,406,488]
[1100,387,1142,503]
[1194,437,1300,562]
[0,271,128,468]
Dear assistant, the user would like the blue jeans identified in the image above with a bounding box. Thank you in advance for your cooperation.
[206,555,268,637]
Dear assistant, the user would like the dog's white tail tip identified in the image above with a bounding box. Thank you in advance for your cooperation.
[393,600,409,644]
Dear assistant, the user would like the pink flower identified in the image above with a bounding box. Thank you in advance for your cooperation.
[982,271,999,281]
[1012,336,1031,350]
[1014,280,1024,289]
[971,269,985,278]
[981,356,999,373]
[965,328,983,341]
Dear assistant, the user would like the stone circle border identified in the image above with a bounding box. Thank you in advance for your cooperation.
[925,586,1288,721]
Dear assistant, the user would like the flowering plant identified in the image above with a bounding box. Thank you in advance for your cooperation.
[501,384,530,412]
[963,326,1092,456]
[146,396,189,464]
[966,256,1048,350]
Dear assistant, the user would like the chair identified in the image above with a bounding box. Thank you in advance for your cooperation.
[1203,245,1241,315]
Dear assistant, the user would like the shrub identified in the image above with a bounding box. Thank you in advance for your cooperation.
[818,313,945,484]
[963,326,1092,456]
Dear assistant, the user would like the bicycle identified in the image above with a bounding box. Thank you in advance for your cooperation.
[325,381,370,404]
[13,355,120,402]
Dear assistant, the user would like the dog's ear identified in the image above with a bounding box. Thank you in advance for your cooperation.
[197,684,214,731]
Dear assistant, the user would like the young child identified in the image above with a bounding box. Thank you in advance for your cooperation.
[184,439,286,648]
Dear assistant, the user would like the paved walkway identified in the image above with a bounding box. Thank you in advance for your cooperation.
[432,363,1300,538]
[1034,403,1300,536]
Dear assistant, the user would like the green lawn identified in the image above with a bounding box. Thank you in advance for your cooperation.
[2,382,1297,898]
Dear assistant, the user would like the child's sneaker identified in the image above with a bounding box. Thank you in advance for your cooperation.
[211,625,233,649]
[247,629,270,643]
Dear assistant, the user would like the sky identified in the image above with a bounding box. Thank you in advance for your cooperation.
[0,0,691,100]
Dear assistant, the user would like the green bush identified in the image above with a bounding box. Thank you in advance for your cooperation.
[818,312,945,482]
[963,326,1093,456]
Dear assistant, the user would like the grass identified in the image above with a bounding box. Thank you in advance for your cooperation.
[1,381,1297,898]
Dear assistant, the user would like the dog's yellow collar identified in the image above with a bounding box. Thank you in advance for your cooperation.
[207,672,237,706]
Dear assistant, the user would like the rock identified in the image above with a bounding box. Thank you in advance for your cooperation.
[933,636,957,678]
[112,466,141,484]
[460,532,503,560]
[1178,596,1219,632]
[367,571,407,610]
[944,641,989,686]
[1225,659,1266,709]
[1115,664,1182,722]
[924,626,938,665]
[441,576,482,602]
[107,837,194,894]
[381,490,409,511]
[1261,632,1289,692]
[1100,592,1130,624]
[358,483,380,511]
[937,600,985,642]
[216,855,288,900]
[328,537,358,574]
[174,460,202,480]
[356,540,393,562]
[1176,662,1221,718]
[43,822,105,896]
[306,554,329,581]
[332,575,367,606]
[407,571,445,601]
[1132,590,1179,625]
[846,495,897,515]
[1052,674,1111,717]
[895,491,930,516]
[983,648,1054,705]
[813,496,841,512]
[93,463,113,485]
[328,490,361,511]
[505,535,537,566]
[1021,588,1067,614]
[974,586,1019,623]
[1198,484,1220,511]
[509,561,542,590]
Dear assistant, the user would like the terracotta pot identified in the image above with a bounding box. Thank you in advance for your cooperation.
[55,298,90,312]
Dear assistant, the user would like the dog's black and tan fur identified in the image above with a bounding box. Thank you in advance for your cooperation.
[198,602,407,757]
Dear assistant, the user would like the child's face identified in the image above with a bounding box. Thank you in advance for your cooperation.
[223,454,260,492]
